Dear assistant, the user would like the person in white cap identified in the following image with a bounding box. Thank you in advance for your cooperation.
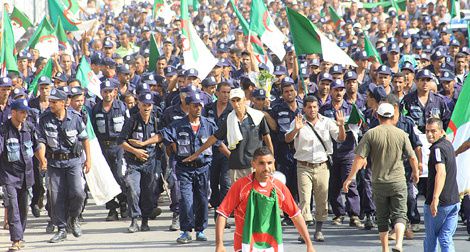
[343,102,420,252]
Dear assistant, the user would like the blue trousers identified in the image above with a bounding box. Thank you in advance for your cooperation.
[101,144,127,210]
[462,195,470,234]
[209,152,230,208]
[168,155,180,213]
[406,178,421,224]
[4,184,28,241]
[424,203,460,252]
[176,164,209,232]
[329,156,360,217]
[48,164,86,229]
[125,160,156,218]
[357,167,376,216]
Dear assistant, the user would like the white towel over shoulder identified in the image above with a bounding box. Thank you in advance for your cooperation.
[226,107,265,150]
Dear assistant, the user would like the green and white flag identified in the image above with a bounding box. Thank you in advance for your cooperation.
[180,0,217,80]
[153,0,175,24]
[83,113,122,205]
[448,0,461,19]
[48,0,81,31]
[286,7,357,67]
[28,58,53,96]
[10,7,33,42]
[242,189,283,252]
[148,33,160,72]
[364,33,383,64]
[250,0,286,60]
[346,103,366,142]
[446,75,470,196]
[1,9,19,75]
[328,6,343,31]
[28,18,58,58]
[76,57,102,99]
[55,18,74,60]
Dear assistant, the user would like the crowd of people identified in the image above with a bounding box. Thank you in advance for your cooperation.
[1,0,470,251]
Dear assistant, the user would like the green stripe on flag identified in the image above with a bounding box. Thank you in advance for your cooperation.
[148,34,160,72]
[28,59,53,96]
[1,9,19,73]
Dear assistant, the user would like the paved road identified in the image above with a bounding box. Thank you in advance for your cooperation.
[1,196,468,251]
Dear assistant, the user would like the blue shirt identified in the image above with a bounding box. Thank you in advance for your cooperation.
[162,116,218,166]
[0,120,38,188]
[91,99,129,142]
[37,109,88,168]
[161,104,186,127]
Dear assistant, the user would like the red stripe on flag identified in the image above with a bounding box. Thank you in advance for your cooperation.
[250,232,279,251]
[448,120,457,142]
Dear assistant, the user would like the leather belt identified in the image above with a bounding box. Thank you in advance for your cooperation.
[184,160,206,168]
[297,160,325,168]
[46,152,80,161]
[100,140,118,147]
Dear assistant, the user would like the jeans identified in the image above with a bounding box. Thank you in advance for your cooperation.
[424,203,460,252]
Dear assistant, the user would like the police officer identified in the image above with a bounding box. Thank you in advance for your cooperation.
[117,92,161,233]
[162,92,218,244]
[320,79,363,228]
[314,72,333,109]
[0,77,13,126]
[0,99,43,251]
[400,69,451,133]
[91,79,129,221]
[37,88,91,243]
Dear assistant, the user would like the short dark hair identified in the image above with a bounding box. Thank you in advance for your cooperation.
[393,72,406,80]
[67,78,81,86]
[385,94,400,107]
[253,146,273,161]
[216,82,231,91]
[426,118,443,130]
[303,94,319,106]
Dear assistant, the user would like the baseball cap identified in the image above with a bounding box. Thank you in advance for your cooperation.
[0,77,12,87]
[117,64,131,74]
[318,72,334,82]
[377,65,392,75]
[49,88,68,101]
[329,64,343,75]
[229,88,245,99]
[12,88,27,99]
[202,76,217,87]
[401,62,415,73]
[281,77,295,86]
[387,43,400,54]
[103,40,114,48]
[141,74,157,85]
[439,70,455,82]
[331,79,345,89]
[185,68,198,78]
[185,92,204,105]
[431,50,444,61]
[70,86,84,97]
[416,69,433,79]
[100,79,117,90]
[372,86,387,102]
[138,92,154,104]
[252,88,266,99]
[344,71,358,81]
[53,72,68,82]
[377,103,394,118]
[164,66,177,76]
[11,99,30,111]
[273,65,288,75]
[103,57,117,68]
[58,86,71,96]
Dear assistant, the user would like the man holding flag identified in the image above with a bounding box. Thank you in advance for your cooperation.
[215,147,315,252]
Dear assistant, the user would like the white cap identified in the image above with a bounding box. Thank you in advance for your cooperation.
[230,88,245,100]
[377,103,394,118]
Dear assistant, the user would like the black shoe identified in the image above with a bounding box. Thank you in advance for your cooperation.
[70,217,82,237]
[49,229,67,243]
[46,221,55,234]
[306,220,316,227]
[298,235,305,243]
[349,216,364,228]
[281,217,293,226]
[31,205,40,218]
[128,218,139,233]
[364,216,375,230]
[149,207,162,220]
[141,218,150,232]
[120,203,128,219]
[225,222,231,229]
[106,209,119,221]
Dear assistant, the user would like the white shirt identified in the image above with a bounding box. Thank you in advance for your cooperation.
[286,114,340,164]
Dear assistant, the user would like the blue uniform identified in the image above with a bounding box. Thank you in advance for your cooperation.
[439,86,462,113]
[0,100,12,126]
[37,109,88,229]
[0,119,38,242]
[270,100,302,199]
[162,116,218,232]
[202,102,232,208]
[117,112,161,218]
[400,91,451,133]
[320,101,361,218]
[91,99,129,211]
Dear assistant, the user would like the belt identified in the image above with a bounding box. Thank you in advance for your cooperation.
[184,160,206,168]
[100,140,118,147]
[46,152,80,161]
[125,153,146,163]
[297,160,325,168]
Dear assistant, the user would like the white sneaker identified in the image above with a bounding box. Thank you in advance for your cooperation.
[411,224,420,232]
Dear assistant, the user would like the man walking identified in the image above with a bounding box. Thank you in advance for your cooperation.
[423,118,460,252]
[343,102,419,252]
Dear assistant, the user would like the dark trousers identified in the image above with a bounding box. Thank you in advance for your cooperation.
[168,155,180,213]
[406,178,421,224]
[4,184,28,241]
[31,158,45,207]
[277,157,298,201]
[209,152,230,208]
[357,167,376,216]
[47,164,86,229]
[125,160,156,218]
[101,145,127,210]
[462,195,470,234]
[176,164,209,232]
[329,156,361,217]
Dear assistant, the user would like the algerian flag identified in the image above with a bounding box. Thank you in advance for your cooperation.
[242,189,283,252]
[76,57,102,99]
[250,0,286,60]
[153,0,175,24]
[55,18,74,60]
[364,33,383,64]
[230,0,273,72]
[390,0,406,13]
[448,0,461,19]
[153,0,164,18]
[83,113,122,205]
[148,33,160,72]
[446,75,470,196]
[10,7,33,43]
[28,59,53,96]
[180,0,217,80]
[328,6,343,31]
[346,104,366,142]
[286,7,357,67]
[1,9,19,75]
[48,0,81,31]
[28,18,59,58]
